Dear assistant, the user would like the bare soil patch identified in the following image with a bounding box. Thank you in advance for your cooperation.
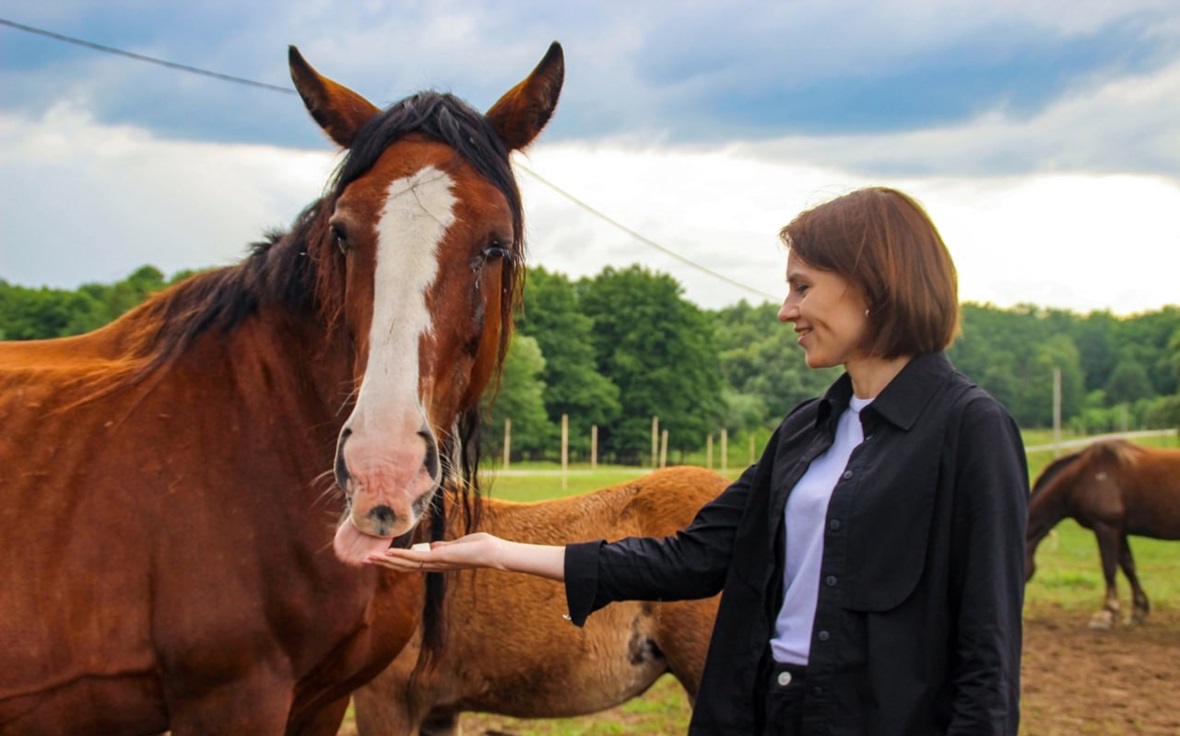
[1021,603,1180,735]
[339,603,1180,735]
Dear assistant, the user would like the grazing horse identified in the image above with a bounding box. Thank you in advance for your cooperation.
[1025,440,1180,629]
[0,43,563,735]
[352,466,728,736]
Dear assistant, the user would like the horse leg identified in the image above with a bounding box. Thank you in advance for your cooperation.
[167,669,293,736]
[1118,535,1151,624]
[653,599,718,702]
[352,652,423,736]
[288,695,351,736]
[1088,525,1122,630]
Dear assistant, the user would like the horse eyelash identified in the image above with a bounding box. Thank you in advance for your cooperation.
[471,246,510,271]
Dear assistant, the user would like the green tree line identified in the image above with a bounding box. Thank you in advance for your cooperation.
[4,266,1178,463]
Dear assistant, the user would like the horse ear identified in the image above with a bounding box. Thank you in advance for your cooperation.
[289,46,380,149]
[486,42,564,151]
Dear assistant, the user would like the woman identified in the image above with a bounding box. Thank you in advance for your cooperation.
[368,187,1028,735]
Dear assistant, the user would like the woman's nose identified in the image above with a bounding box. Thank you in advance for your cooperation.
[778,300,796,323]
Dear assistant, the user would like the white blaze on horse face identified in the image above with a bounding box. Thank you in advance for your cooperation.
[340,166,455,539]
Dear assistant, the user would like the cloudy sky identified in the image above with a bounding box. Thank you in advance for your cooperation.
[2,1,1178,314]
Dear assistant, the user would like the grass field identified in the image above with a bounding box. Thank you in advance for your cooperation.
[343,430,1179,735]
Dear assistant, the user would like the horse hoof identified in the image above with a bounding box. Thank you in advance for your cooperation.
[1088,610,1115,630]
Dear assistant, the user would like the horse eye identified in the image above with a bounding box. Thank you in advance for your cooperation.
[483,244,510,261]
[330,224,350,254]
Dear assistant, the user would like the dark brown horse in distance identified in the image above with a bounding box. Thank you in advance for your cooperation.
[1025,439,1180,628]
[0,43,563,735]
[353,466,728,736]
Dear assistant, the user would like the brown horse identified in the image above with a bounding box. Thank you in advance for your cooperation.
[0,43,563,735]
[1025,439,1180,629]
[352,466,728,736]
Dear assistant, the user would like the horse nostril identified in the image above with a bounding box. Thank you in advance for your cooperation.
[419,426,440,479]
[334,428,353,491]
[369,505,396,529]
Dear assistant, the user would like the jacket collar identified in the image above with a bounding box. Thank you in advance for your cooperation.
[815,352,955,432]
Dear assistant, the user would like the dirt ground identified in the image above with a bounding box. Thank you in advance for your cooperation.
[1020,604,1180,736]
[339,603,1180,735]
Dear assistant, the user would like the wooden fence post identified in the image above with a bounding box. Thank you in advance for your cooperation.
[503,417,511,470]
[651,416,659,471]
[591,424,598,470]
[561,413,569,492]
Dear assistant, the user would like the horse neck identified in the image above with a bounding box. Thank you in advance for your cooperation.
[1027,471,1072,546]
[223,304,354,420]
[104,209,355,421]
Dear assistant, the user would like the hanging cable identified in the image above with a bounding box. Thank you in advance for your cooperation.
[0,18,296,94]
[517,164,779,301]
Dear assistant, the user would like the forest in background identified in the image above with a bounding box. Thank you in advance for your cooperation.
[3,264,1178,464]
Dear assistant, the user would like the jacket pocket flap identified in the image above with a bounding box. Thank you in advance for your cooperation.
[840,456,938,612]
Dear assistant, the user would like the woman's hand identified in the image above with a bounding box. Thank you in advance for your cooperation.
[365,533,567,581]
[365,532,503,572]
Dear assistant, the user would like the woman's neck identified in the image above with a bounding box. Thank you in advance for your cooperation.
[846,354,913,399]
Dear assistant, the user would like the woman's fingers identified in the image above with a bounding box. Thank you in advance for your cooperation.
[363,533,498,571]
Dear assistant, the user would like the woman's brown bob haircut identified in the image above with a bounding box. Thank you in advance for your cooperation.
[780,187,960,359]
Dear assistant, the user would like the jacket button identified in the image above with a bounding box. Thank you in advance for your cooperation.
[841,470,853,480]
[828,519,842,531]
[817,630,830,641]
[777,671,793,687]
[825,575,838,587]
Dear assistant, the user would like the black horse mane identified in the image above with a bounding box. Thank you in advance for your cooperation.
[334,90,522,251]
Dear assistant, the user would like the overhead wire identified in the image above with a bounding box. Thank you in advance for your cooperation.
[516,164,778,301]
[0,18,296,94]
[1,16,777,302]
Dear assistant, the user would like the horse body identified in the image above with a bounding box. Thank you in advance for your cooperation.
[353,466,727,736]
[1,315,376,734]
[1026,440,1180,628]
[0,43,563,735]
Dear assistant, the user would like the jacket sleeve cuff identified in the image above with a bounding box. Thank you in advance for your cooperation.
[564,540,605,627]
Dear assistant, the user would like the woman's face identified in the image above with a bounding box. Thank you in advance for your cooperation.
[778,251,870,370]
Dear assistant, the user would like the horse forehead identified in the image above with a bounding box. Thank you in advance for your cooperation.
[349,137,510,219]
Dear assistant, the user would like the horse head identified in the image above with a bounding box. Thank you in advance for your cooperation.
[288,44,564,563]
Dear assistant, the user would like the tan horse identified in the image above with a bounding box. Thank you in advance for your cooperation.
[353,466,728,736]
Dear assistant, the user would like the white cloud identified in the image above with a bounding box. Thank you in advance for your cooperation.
[517,142,1180,314]
[739,57,1180,177]
[2,106,1176,317]
[0,104,339,287]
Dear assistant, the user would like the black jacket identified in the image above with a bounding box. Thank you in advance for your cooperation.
[565,353,1028,735]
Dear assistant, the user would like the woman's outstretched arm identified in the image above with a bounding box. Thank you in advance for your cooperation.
[364,533,566,581]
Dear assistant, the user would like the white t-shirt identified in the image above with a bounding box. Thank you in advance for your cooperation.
[769,395,872,665]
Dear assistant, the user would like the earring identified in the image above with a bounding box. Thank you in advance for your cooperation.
[864,309,870,316]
